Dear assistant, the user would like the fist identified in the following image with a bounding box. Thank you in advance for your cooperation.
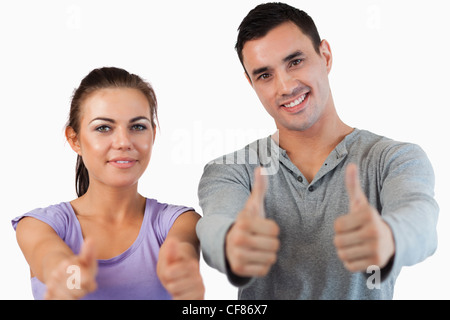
[45,238,98,300]
[157,238,205,300]
[334,163,395,272]
[225,167,280,277]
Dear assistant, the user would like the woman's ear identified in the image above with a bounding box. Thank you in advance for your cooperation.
[152,125,157,144]
[65,126,82,156]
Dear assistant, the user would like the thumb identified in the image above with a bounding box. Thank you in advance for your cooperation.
[244,166,268,218]
[163,238,181,265]
[78,238,97,267]
[345,163,367,210]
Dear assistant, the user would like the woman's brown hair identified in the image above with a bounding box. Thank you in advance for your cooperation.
[66,67,158,197]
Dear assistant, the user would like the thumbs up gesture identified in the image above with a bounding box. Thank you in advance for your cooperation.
[225,167,280,277]
[44,238,98,300]
[334,163,395,272]
[157,238,205,300]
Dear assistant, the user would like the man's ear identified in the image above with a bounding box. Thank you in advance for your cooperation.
[65,126,82,156]
[245,71,253,87]
[320,39,333,74]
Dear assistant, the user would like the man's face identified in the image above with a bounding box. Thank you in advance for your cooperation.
[242,21,333,133]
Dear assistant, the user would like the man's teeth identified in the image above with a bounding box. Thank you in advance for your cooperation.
[284,94,307,108]
[116,161,131,163]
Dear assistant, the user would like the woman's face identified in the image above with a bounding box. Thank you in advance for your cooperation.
[68,87,155,191]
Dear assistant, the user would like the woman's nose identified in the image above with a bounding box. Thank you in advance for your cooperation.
[112,128,132,150]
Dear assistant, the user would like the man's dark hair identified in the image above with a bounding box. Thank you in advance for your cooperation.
[235,2,322,74]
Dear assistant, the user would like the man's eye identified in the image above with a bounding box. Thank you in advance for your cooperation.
[96,125,111,132]
[291,59,303,66]
[259,73,271,80]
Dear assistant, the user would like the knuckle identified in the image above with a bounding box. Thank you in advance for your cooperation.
[266,220,280,235]
[337,249,347,261]
[234,233,248,247]
[229,232,247,248]
[273,238,281,252]
[234,249,246,262]
[334,217,344,232]
[333,236,341,248]
[259,265,271,276]
[268,253,278,265]
[232,263,246,275]
[159,270,171,283]
[346,263,358,272]
[237,218,251,230]
[366,225,379,238]
[187,260,199,271]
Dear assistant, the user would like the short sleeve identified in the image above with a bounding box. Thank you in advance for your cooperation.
[148,199,195,245]
[11,202,71,239]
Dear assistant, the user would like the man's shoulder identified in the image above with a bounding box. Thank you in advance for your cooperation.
[353,129,421,151]
[205,135,276,166]
[351,129,427,162]
[200,135,282,183]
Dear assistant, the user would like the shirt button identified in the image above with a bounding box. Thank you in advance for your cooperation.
[297,176,303,183]
[308,185,315,192]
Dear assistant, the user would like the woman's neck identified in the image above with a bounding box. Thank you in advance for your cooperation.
[71,182,146,223]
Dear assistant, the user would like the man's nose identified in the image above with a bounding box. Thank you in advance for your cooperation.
[276,71,298,97]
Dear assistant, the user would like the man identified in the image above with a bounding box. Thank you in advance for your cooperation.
[196,2,438,299]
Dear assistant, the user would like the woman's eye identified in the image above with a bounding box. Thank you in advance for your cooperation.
[131,124,147,131]
[96,125,111,132]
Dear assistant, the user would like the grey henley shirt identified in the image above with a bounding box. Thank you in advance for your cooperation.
[196,128,438,299]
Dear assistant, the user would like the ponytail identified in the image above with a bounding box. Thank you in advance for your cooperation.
[75,155,89,197]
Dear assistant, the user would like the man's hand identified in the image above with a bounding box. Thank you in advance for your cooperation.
[44,238,98,300]
[334,163,395,272]
[158,238,205,300]
[225,167,280,277]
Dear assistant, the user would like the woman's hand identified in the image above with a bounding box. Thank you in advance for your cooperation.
[157,238,205,300]
[44,239,98,300]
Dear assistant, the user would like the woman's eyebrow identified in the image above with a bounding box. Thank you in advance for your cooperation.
[89,117,115,124]
[130,116,151,123]
[89,116,151,124]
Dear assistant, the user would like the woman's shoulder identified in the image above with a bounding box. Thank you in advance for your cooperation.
[145,198,195,215]
[144,198,196,228]
[11,201,75,237]
[143,198,196,245]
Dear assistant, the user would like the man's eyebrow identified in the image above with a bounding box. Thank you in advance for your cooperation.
[251,51,305,77]
[252,66,270,77]
[283,50,305,63]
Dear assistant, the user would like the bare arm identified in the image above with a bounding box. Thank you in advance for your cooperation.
[16,217,75,282]
[15,217,97,299]
[157,211,205,300]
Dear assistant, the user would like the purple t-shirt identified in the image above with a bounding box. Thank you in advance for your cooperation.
[11,198,194,300]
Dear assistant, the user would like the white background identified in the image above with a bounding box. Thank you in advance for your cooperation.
[1,0,448,300]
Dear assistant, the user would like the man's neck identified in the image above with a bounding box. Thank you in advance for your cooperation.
[274,115,353,182]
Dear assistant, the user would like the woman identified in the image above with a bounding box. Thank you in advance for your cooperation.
[11,67,205,300]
